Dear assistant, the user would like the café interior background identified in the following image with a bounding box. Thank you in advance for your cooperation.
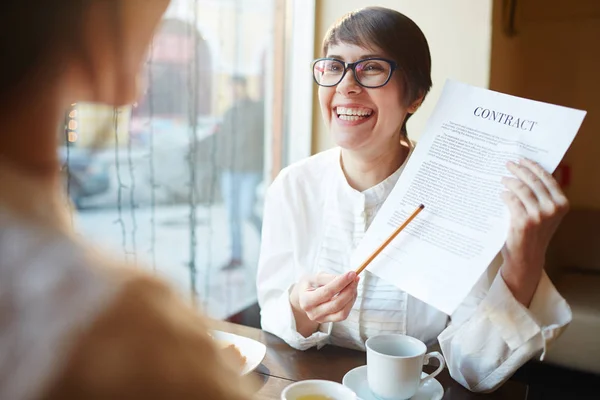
[61,0,600,334]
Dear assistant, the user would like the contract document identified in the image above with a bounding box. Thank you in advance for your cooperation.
[351,80,587,315]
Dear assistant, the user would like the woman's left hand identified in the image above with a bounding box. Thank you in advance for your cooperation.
[500,158,570,306]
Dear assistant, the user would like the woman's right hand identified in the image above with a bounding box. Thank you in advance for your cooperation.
[289,271,359,337]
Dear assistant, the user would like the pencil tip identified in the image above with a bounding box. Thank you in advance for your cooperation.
[419,204,425,209]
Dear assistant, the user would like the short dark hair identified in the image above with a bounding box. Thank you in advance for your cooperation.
[322,7,432,133]
[0,0,90,104]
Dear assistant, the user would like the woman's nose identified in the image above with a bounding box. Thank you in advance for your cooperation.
[336,68,362,96]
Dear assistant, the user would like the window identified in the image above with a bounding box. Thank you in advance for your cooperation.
[62,0,314,320]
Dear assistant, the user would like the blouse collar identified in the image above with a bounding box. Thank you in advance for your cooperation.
[336,141,414,208]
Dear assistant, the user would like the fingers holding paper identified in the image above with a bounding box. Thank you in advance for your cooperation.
[499,159,569,305]
[501,159,569,241]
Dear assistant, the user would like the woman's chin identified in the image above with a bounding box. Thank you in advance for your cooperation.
[331,132,371,151]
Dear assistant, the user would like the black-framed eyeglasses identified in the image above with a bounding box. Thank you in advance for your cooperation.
[312,57,398,89]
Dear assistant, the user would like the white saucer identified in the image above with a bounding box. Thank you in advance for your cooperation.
[342,365,444,400]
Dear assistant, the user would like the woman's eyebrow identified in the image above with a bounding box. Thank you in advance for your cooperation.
[360,54,385,59]
[326,54,385,60]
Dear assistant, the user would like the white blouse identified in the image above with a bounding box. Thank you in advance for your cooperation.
[257,146,572,392]
[0,162,117,400]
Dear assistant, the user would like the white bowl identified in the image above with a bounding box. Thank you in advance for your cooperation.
[281,379,357,400]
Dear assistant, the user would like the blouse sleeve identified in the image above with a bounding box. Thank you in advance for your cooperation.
[256,174,331,351]
[438,256,572,392]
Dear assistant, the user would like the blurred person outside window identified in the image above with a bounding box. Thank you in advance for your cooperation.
[216,75,265,270]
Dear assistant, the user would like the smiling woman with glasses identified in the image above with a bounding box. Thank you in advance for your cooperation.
[257,5,572,395]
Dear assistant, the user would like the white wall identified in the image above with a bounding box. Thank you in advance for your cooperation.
[312,0,493,151]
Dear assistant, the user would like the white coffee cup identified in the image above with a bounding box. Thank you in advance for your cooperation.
[281,379,357,400]
[365,334,445,400]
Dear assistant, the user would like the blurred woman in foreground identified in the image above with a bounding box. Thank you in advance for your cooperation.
[0,1,252,398]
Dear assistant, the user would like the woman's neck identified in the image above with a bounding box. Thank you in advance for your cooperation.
[341,136,411,192]
[0,87,65,186]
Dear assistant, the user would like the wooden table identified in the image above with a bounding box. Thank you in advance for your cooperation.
[213,321,529,400]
